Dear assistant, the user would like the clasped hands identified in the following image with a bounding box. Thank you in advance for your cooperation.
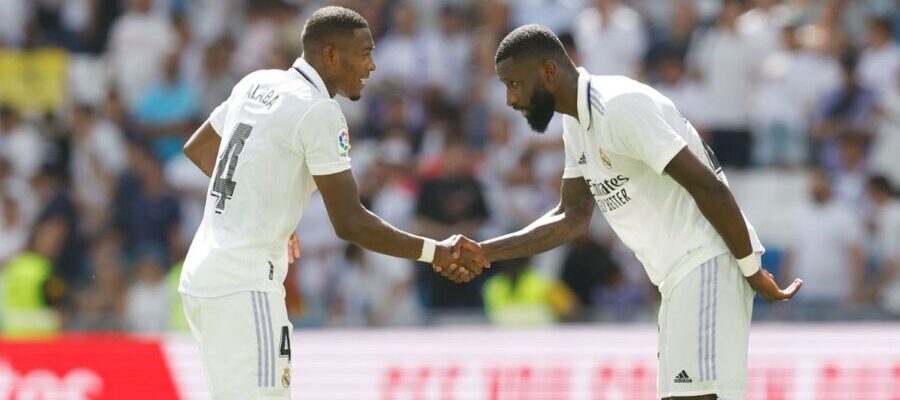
[431,235,490,283]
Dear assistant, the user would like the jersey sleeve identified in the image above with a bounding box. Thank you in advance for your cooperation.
[208,100,227,136]
[561,119,584,179]
[605,94,687,175]
[295,100,352,176]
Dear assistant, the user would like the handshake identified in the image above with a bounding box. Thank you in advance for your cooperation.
[430,235,491,283]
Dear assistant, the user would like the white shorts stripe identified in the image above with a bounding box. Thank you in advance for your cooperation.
[251,291,263,387]
[262,293,275,387]
[711,258,719,380]
[698,260,707,381]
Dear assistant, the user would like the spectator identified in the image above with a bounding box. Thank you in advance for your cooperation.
[832,134,870,207]
[415,140,490,310]
[124,247,171,333]
[198,36,238,118]
[0,106,46,180]
[106,0,177,107]
[32,165,86,289]
[573,0,647,78]
[372,2,430,90]
[870,79,900,187]
[334,244,423,327]
[784,169,867,320]
[654,50,708,130]
[510,0,582,35]
[113,140,181,265]
[133,50,200,162]
[482,257,578,326]
[68,103,128,234]
[737,0,791,60]
[867,176,900,315]
[232,1,290,75]
[1,218,68,337]
[813,53,877,168]
[71,231,126,332]
[558,234,623,321]
[687,0,757,167]
[858,16,900,100]
[422,5,472,104]
[0,0,28,47]
[644,0,697,70]
[0,191,28,266]
[752,20,841,167]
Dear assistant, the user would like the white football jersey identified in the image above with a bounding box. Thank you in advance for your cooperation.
[561,68,764,298]
[180,58,352,298]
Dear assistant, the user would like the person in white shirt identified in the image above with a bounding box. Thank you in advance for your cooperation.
[510,0,584,35]
[0,106,45,181]
[858,16,900,101]
[751,21,841,167]
[572,0,647,78]
[106,0,177,107]
[867,176,900,316]
[446,25,802,400]
[736,0,790,61]
[178,7,487,399]
[687,0,757,168]
[784,169,865,319]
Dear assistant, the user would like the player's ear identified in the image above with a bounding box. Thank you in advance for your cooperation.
[539,59,557,85]
[322,44,338,67]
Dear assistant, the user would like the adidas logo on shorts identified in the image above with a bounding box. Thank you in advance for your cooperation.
[674,370,693,383]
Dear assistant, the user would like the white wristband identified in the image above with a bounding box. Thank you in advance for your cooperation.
[736,253,761,277]
[418,238,437,263]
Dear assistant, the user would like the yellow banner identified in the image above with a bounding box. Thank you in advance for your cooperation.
[0,48,67,114]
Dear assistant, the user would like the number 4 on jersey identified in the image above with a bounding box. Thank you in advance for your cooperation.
[212,123,253,213]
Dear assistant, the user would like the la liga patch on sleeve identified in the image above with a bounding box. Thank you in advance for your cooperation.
[338,129,351,156]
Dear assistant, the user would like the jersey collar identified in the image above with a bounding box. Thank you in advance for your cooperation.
[576,67,593,131]
[292,57,328,95]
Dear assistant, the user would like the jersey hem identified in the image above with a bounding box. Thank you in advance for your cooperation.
[657,246,729,299]
[562,167,584,179]
[651,141,687,175]
[178,285,286,299]
[310,162,351,176]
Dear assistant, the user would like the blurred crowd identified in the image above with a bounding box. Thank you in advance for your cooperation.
[0,0,899,336]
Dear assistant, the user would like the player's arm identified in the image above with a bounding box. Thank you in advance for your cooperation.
[183,120,220,177]
[480,177,595,263]
[664,148,802,301]
[314,170,487,278]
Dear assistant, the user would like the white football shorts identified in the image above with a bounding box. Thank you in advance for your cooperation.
[183,291,293,400]
[657,252,755,399]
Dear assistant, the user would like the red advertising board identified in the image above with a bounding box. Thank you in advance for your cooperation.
[0,335,179,400]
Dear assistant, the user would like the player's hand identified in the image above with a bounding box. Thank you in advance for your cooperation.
[432,235,490,283]
[746,268,802,302]
[287,233,301,264]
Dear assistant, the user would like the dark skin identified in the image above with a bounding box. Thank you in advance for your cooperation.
[475,55,802,304]
[183,26,489,277]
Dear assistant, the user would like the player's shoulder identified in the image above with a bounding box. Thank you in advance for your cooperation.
[303,98,345,124]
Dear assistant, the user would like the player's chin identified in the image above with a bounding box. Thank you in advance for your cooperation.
[348,84,365,101]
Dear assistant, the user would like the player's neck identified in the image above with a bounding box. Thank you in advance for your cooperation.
[554,66,580,119]
[302,55,337,98]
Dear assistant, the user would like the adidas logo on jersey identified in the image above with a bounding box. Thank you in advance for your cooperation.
[674,370,692,383]
[578,154,587,165]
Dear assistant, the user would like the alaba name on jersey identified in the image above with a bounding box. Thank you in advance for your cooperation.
[561,68,764,298]
[180,58,352,298]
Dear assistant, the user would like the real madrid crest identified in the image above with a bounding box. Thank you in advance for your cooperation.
[282,366,291,388]
[599,148,612,169]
